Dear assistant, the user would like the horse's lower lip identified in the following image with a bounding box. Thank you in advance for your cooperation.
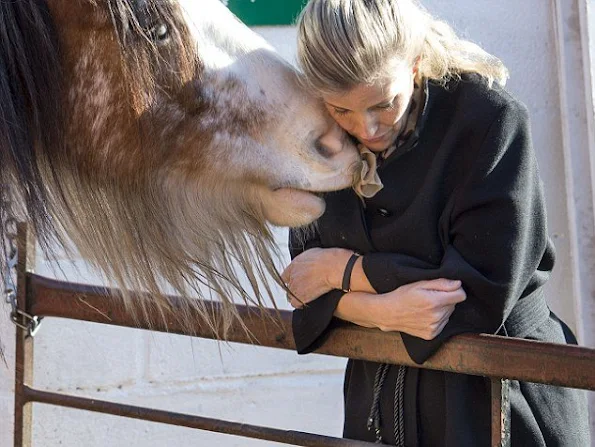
[272,186,319,196]
[269,187,325,212]
[262,187,326,226]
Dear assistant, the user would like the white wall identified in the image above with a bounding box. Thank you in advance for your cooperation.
[2,1,594,446]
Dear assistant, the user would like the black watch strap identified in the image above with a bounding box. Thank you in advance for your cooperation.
[341,252,361,293]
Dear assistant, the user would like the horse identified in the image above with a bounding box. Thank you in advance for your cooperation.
[0,0,361,335]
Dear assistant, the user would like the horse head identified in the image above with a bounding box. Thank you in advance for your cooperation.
[0,0,360,331]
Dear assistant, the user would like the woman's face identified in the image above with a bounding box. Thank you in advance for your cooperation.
[322,60,417,152]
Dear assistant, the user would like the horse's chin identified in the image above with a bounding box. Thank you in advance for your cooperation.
[261,187,326,227]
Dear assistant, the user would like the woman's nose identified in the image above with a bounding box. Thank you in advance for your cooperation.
[355,114,378,140]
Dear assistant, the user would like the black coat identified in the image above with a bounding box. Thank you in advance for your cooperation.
[290,75,590,446]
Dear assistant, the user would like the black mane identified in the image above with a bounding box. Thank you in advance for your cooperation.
[0,0,63,244]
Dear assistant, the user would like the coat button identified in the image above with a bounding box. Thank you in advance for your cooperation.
[377,207,392,217]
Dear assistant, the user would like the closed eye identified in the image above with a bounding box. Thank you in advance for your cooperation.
[333,107,350,116]
[375,102,394,110]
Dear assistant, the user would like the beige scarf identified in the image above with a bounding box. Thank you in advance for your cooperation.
[354,145,384,198]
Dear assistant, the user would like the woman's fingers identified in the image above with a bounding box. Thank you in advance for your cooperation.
[383,280,466,339]
[421,278,462,292]
[412,306,454,340]
[438,288,467,304]
[432,312,451,338]
[421,291,462,338]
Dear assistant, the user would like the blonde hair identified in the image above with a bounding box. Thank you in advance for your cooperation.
[297,0,509,94]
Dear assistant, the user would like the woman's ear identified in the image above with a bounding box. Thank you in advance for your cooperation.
[412,56,421,74]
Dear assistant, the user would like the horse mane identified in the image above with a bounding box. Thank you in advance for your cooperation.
[0,0,63,247]
[1,0,285,353]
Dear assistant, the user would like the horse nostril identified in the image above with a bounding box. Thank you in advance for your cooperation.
[315,140,334,159]
[316,126,346,158]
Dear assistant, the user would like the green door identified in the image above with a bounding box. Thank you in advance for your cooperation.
[223,0,306,26]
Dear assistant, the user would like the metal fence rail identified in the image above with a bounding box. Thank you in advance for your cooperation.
[11,224,595,446]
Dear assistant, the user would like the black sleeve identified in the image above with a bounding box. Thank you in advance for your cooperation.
[289,227,346,354]
[362,103,554,364]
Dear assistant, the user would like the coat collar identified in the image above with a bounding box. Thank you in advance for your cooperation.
[378,78,432,171]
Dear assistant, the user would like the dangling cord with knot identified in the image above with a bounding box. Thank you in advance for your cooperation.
[367,363,407,446]
[367,363,390,443]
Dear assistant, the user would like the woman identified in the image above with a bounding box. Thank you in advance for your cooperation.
[281,0,590,445]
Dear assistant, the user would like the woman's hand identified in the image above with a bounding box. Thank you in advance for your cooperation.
[281,247,353,308]
[374,278,466,340]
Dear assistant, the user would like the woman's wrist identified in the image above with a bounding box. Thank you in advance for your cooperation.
[334,292,385,329]
[366,293,396,330]
[369,292,402,332]
[348,255,377,294]
[323,248,376,294]
[341,252,362,292]
[325,248,356,290]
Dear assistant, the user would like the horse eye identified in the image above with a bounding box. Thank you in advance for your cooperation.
[149,23,170,43]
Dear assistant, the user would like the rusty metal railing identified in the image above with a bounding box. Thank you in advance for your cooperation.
[11,223,595,446]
